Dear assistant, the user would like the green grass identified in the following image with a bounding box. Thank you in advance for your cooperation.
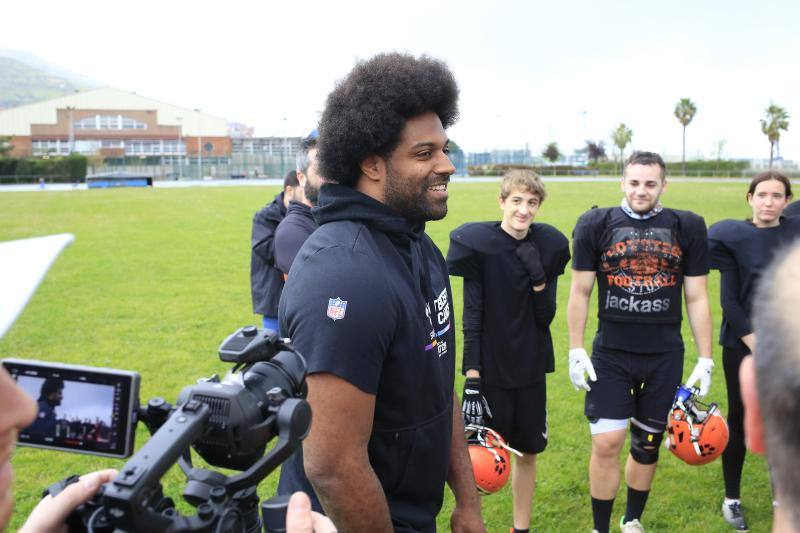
[1,181,772,532]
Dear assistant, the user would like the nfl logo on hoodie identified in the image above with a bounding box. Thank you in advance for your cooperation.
[327,297,347,321]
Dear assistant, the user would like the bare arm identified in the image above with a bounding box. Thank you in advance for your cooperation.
[447,393,486,533]
[567,270,596,349]
[684,275,714,358]
[302,373,393,533]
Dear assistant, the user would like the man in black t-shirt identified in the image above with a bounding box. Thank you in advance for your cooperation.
[277,53,484,533]
[275,131,323,279]
[447,169,569,533]
[566,151,714,533]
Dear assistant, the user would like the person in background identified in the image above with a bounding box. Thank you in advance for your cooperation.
[567,151,713,533]
[251,169,301,331]
[707,171,799,530]
[447,169,570,533]
[274,131,324,279]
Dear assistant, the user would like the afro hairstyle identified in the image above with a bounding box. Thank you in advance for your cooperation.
[317,52,459,187]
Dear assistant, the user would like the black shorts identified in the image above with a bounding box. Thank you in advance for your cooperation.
[584,347,683,431]
[483,380,547,454]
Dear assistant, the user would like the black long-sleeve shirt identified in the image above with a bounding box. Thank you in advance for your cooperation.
[448,222,570,388]
[708,216,800,350]
[274,201,318,276]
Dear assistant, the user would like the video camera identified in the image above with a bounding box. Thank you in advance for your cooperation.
[2,325,311,533]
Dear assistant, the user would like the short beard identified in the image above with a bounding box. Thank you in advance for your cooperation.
[304,181,319,206]
[384,162,448,224]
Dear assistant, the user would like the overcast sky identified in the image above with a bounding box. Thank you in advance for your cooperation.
[3,0,798,160]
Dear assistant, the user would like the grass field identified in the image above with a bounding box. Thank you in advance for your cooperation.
[0,180,774,532]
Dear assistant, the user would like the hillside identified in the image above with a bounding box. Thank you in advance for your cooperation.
[0,56,86,109]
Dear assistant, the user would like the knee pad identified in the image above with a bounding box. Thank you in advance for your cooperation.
[630,421,663,465]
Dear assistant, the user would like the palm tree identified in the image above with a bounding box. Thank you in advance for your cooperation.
[674,98,697,175]
[761,104,790,169]
[612,123,633,174]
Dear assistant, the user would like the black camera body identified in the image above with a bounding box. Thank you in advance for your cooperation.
[31,326,311,533]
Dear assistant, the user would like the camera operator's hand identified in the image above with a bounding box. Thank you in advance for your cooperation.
[19,469,117,533]
[286,492,337,533]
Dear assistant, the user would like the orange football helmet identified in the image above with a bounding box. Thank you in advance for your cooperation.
[464,424,521,495]
[666,385,729,466]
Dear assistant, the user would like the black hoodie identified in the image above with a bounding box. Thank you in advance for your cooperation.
[277,184,456,532]
[250,192,286,315]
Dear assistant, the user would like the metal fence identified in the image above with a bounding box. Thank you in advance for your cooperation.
[86,154,293,181]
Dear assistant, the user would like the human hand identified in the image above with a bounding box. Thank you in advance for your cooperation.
[286,492,337,533]
[686,357,714,397]
[19,469,117,533]
[741,333,756,353]
[515,241,546,286]
[568,348,597,392]
[462,377,492,426]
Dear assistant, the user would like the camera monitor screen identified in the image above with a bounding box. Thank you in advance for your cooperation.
[2,358,139,458]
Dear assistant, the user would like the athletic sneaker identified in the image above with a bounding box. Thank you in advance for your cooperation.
[619,517,644,533]
[721,501,749,531]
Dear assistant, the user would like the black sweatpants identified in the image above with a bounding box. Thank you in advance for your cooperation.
[721,345,749,499]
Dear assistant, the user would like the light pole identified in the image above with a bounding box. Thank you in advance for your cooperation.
[281,117,287,177]
[176,116,183,179]
[194,109,202,180]
[67,106,75,154]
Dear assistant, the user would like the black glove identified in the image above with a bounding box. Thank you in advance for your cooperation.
[462,377,492,426]
[515,240,546,286]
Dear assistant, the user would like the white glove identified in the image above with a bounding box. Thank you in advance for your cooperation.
[568,348,597,391]
[686,357,714,397]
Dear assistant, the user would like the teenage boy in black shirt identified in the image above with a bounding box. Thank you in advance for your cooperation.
[566,151,714,533]
[447,169,569,533]
[277,53,484,533]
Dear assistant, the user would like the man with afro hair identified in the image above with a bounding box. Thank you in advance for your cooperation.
[277,52,485,532]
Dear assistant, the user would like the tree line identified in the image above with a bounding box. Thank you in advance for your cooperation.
[540,101,790,173]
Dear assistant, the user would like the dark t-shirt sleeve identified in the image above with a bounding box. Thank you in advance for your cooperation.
[275,220,307,275]
[681,214,710,276]
[279,246,396,394]
[571,213,599,271]
[461,277,483,373]
[720,268,753,339]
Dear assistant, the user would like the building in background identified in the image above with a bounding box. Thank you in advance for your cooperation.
[0,87,230,169]
[468,147,536,167]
